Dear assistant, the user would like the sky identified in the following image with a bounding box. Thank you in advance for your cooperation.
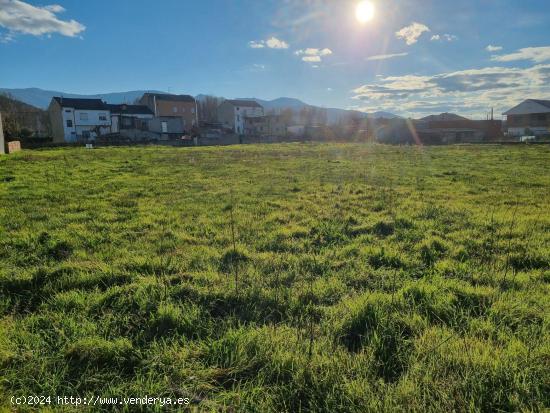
[1,0,550,119]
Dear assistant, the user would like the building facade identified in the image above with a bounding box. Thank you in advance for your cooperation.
[107,104,155,140]
[48,97,111,143]
[503,99,550,137]
[217,100,264,134]
[139,93,197,134]
[243,115,288,137]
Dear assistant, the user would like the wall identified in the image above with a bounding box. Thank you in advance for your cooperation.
[148,117,184,139]
[140,95,197,131]
[47,100,65,143]
[235,106,263,134]
[73,109,111,127]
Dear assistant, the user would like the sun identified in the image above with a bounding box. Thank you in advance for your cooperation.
[356,0,375,23]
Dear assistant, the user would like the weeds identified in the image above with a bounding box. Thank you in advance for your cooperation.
[0,144,548,412]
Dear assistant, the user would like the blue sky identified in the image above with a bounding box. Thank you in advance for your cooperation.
[1,0,550,118]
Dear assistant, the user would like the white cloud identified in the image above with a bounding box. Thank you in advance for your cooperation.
[295,48,332,56]
[491,46,550,63]
[248,40,265,49]
[351,63,550,118]
[366,52,408,61]
[431,33,458,42]
[395,22,430,45]
[486,45,503,52]
[265,36,288,49]
[302,55,321,62]
[0,0,85,41]
[248,36,289,49]
[295,47,332,63]
[43,4,64,13]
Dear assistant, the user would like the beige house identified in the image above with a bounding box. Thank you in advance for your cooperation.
[139,93,198,133]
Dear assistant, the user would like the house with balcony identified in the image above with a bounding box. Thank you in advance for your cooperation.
[107,104,154,140]
[503,99,550,137]
[48,97,111,142]
[217,100,264,134]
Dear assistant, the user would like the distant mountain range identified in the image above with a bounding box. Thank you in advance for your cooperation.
[237,97,399,124]
[0,87,399,124]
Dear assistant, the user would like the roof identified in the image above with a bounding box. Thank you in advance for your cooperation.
[529,99,550,109]
[106,104,154,115]
[52,97,106,110]
[503,99,550,115]
[141,93,195,103]
[225,99,263,108]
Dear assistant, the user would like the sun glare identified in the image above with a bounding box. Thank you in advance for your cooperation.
[356,1,375,23]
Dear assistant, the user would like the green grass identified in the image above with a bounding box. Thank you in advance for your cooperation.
[0,143,549,412]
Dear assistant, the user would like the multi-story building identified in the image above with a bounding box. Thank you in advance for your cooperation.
[217,100,264,134]
[139,93,197,135]
[48,97,111,142]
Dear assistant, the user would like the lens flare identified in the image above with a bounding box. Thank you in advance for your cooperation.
[356,1,375,23]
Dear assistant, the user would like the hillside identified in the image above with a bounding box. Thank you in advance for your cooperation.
[0,93,49,137]
[420,113,469,122]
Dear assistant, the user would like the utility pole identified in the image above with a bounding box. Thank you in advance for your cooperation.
[0,112,5,154]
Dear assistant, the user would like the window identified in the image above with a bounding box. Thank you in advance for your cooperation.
[80,112,88,121]
[66,119,73,127]
[173,106,178,113]
[191,108,195,114]
[99,113,107,121]
[65,109,71,113]
[161,121,168,133]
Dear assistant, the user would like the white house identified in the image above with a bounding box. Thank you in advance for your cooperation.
[217,99,264,134]
[503,99,550,137]
[48,97,111,143]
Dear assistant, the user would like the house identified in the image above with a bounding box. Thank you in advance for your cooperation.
[107,104,154,140]
[242,114,287,137]
[503,99,550,137]
[368,114,502,144]
[139,93,197,136]
[217,100,264,134]
[48,97,111,142]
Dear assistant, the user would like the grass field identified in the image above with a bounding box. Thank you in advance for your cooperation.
[0,143,549,412]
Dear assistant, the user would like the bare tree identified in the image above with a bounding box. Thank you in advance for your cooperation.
[198,95,222,123]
